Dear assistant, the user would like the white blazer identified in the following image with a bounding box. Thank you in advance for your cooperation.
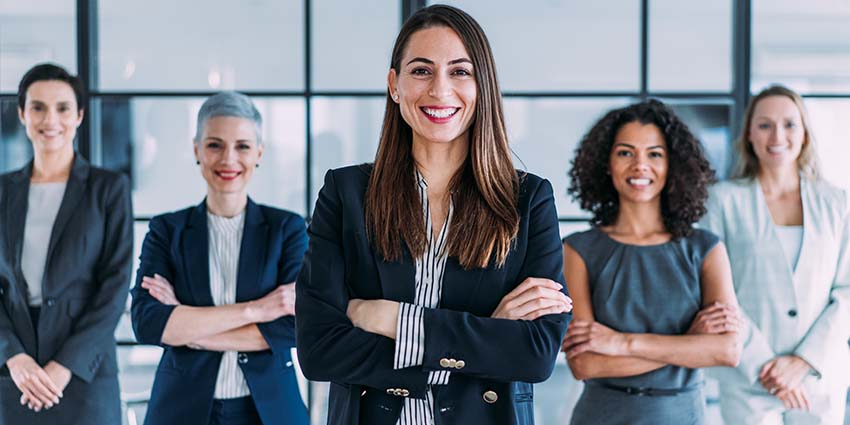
[700,177,850,388]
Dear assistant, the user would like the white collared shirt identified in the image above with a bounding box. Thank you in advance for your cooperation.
[207,210,251,399]
[393,171,453,425]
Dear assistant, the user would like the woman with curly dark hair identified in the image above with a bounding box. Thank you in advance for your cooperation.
[560,100,743,424]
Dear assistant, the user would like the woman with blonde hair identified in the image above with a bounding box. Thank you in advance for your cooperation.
[701,85,850,424]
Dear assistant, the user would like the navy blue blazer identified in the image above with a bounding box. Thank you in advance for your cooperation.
[131,199,308,425]
[296,165,570,425]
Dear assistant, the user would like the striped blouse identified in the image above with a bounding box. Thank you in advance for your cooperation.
[207,211,251,399]
[393,172,453,425]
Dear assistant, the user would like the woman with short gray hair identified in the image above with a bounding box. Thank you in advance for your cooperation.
[131,91,309,425]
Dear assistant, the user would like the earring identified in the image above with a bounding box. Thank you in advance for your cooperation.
[255,163,260,168]
[196,160,200,165]
[392,93,399,101]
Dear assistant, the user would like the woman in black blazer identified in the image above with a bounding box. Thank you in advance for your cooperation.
[296,5,572,425]
[0,64,132,424]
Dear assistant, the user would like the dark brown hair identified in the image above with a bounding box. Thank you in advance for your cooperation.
[18,63,86,112]
[568,99,716,238]
[365,4,518,269]
[734,85,820,179]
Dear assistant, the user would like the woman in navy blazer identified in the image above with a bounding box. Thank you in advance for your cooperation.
[131,92,308,425]
[296,5,572,425]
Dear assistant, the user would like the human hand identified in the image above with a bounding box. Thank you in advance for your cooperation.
[687,302,742,335]
[6,353,62,412]
[245,283,296,323]
[141,274,180,305]
[775,386,811,411]
[760,355,813,394]
[347,299,399,339]
[491,277,572,321]
[21,361,73,410]
[561,320,629,358]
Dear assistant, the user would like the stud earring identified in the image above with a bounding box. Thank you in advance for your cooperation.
[255,163,260,168]
[196,160,200,165]
[392,93,399,101]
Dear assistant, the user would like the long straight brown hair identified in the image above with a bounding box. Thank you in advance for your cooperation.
[734,85,820,179]
[365,5,519,270]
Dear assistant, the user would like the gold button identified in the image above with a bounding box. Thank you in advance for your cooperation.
[483,390,498,404]
[455,360,465,370]
[447,358,458,368]
[400,389,410,397]
[386,388,395,395]
[439,358,451,368]
[394,389,403,396]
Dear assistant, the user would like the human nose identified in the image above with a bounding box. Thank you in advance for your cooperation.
[428,72,452,99]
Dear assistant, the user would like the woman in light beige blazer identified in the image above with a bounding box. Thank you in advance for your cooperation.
[701,85,850,425]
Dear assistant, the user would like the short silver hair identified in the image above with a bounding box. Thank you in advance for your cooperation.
[194,91,263,144]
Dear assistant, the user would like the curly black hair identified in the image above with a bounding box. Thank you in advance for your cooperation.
[567,99,716,238]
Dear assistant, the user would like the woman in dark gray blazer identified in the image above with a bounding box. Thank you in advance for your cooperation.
[0,63,132,424]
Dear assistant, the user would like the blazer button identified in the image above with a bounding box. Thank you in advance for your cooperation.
[386,388,396,395]
[439,358,451,368]
[237,353,248,364]
[45,298,56,307]
[0,287,5,296]
[787,309,798,318]
[483,390,498,404]
[400,389,410,397]
[454,360,465,370]
[447,359,458,368]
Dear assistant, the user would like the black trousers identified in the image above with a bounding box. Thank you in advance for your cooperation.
[210,396,263,425]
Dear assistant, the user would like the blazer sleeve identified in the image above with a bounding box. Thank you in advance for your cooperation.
[130,216,179,346]
[52,174,133,383]
[296,170,430,398]
[256,213,307,355]
[0,303,25,366]
[699,186,776,384]
[419,178,570,383]
[795,191,850,377]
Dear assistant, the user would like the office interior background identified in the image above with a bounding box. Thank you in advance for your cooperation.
[1,0,849,423]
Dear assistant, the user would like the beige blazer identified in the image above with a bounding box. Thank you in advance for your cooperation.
[700,177,850,387]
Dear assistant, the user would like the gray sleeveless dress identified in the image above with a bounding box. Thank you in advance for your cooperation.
[565,227,720,425]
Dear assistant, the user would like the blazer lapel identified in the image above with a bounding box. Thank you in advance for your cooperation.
[374,246,416,304]
[182,201,214,306]
[236,199,267,302]
[5,163,31,299]
[45,155,89,265]
[440,257,485,312]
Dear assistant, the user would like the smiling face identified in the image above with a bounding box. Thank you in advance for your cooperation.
[388,26,477,147]
[609,121,669,206]
[194,116,263,198]
[748,95,805,173]
[18,80,83,155]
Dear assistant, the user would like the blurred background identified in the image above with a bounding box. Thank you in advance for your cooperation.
[1,0,849,423]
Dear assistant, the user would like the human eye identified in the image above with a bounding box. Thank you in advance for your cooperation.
[649,151,665,159]
[615,150,632,157]
[206,141,222,149]
[452,67,473,77]
[410,67,431,76]
[785,121,798,129]
[757,122,772,130]
[237,143,252,150]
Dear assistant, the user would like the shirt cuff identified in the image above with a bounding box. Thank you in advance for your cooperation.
[393,303,425,370]
[427,370,451,385]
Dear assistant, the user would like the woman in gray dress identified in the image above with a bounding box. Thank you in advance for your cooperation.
[561,100,742,425]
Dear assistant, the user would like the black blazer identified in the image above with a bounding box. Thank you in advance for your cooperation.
[131,199,309,425]
[296,165,570,425]
[0,155,132,424]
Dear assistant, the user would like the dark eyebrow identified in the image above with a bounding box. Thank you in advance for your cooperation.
[407,57,433,66]
[405,57,473,66]
[613,142,665,150]
[204,137,224,142]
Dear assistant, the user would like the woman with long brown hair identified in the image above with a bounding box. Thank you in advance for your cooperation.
[701,85,850,424]
[295,5,571,425]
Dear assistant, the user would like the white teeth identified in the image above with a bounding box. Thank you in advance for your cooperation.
[767,146,787,153]
[628,178,651,185]
[423,107,458,119]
